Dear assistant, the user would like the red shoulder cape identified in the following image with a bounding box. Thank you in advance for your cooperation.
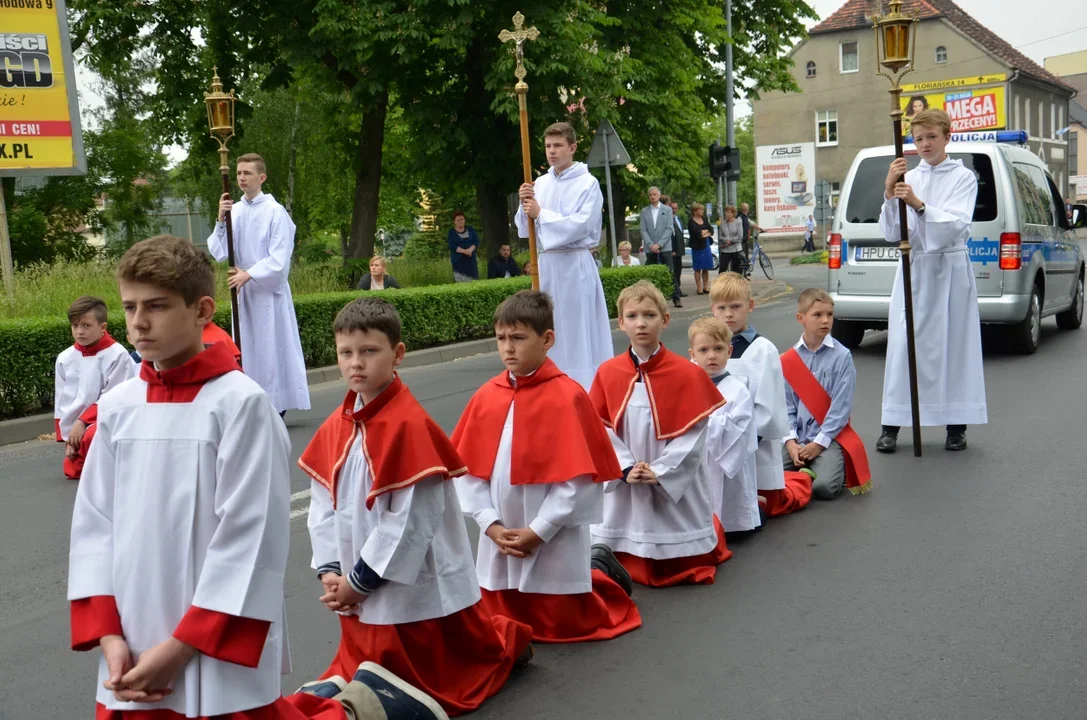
[450,357,621,485]
[298,376,466,509]
[589,346,725,440]
[202,323,242,363]
[74,332,117,357]
[780,347,872,494]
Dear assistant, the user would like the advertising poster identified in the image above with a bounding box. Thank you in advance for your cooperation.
[900,75,1007,137]
[756,142,816,235]
[0,0,86,175]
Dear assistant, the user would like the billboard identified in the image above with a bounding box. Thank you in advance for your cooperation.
[899,75,1007,137]
[0,0,86,176]
[756,142,816,236]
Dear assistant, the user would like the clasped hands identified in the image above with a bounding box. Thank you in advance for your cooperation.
[785,439,823,467]
[884,157,923,211]
[626,461,659,485]
[485,522,543,558]
[318,573,365,614]
[101,634,195,704]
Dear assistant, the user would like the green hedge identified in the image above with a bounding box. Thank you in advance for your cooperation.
[0,265,672,420]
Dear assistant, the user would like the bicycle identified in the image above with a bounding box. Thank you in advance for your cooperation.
[743,229,774,281]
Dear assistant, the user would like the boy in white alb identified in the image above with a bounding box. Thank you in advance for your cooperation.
[300,297,533,717]
[54,295,135,479]
[688,317,761,534]
[590,281,730,587]
[515,122,612,391]
[67,235,347,720]
[877,108,987,453]
[452,290,640,643]
[710,272,810,516]
[208,152,310,415]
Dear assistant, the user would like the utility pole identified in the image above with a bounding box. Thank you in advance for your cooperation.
[725,0,736,209]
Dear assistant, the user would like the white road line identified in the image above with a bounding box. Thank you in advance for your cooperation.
[290,489,311,521]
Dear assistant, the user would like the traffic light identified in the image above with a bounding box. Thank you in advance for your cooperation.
[709,141,741,181]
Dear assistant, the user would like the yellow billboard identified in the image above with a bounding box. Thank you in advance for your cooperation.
[899,77,1007,137]
[0,0,86,175]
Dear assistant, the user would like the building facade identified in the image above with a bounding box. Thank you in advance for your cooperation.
[1044,51,1087,203]
[753,0,1076,208]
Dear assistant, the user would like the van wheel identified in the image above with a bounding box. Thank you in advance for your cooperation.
[832,320,866,349]
[1009,283,1042,354]
[1056,271,1083,330]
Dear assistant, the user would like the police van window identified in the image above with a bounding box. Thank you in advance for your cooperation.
[1024,165,1055,225]
[1011,164,1044,225]
[1045,174,1070,230]
[844,153,997,224]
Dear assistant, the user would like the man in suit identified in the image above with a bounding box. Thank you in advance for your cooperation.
[639,186,682,308]
[666,197,687,299]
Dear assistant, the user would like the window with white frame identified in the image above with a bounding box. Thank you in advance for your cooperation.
[1059,106,1065,136]
[817,110,839,147]
[1052,103,1057,139]
[1026,101,1031,136]
[806,61,816,78]
[839,41,859,74]
[935,46,948,63]
[1039,101,1045,137]
[1015,96,1021,132]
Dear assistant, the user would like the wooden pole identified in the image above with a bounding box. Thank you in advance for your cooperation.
[891,89,922,456]
[516,91,540,291]
[219,146,243,368]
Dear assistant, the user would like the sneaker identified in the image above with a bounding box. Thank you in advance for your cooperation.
[945,432,967,451]
[591,543,634,597]
[343,662,450,720]
[876,430,898,453]
[296,675,347,699]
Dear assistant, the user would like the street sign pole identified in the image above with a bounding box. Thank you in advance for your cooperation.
[587,120,631,262]
[0,186,13,304]
[601,129,618,260]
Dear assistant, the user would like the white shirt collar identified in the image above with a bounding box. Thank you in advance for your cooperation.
[632,344,662,364]
[508,366,540,387]
[242,191,266,205]
[794,334,837,353]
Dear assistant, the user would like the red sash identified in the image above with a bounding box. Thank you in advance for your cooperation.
[779,348,872,495]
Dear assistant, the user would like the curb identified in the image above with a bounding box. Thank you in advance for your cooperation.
[0,279,789,448]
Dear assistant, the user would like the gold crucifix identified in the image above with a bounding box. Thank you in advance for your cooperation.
[499,11,540,91]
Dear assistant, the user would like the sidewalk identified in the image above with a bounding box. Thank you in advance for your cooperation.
[0,274,788,447]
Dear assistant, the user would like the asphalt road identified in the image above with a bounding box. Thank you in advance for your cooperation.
[4,263,1086,720]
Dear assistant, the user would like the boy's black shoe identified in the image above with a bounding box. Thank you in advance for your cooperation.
[876,427,899,453]
[514,643,535,669]
[945,432,967,451]
[338,662,450,720]
[591,543,634,597]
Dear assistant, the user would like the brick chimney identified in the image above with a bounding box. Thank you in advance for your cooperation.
[864,0,885,21]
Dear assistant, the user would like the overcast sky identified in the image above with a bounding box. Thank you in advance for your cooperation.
[804,0,1087,65]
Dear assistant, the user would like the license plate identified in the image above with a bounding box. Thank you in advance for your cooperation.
[855,246,901,261]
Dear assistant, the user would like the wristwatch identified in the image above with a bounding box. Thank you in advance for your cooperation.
[916,203,926,217]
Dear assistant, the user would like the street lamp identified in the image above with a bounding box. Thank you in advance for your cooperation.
[204,67,242,365]
[873,0,922,456]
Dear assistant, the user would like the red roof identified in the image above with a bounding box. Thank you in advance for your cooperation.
[810,0,1073,92]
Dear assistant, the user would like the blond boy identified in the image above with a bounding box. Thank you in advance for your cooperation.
[688,317,761,533]
[589,281,729,586]
[709,272,790,495]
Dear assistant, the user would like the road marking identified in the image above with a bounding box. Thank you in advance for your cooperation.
[290,489,311,520]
